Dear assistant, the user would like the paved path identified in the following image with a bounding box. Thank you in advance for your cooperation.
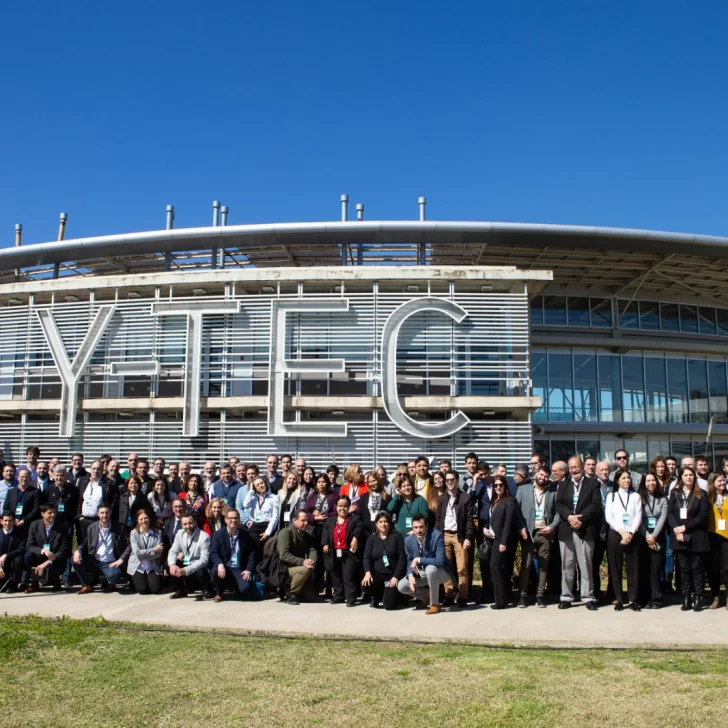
[2,590,727,649]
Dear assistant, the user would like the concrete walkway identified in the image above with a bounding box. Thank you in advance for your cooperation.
[2,589,727,649]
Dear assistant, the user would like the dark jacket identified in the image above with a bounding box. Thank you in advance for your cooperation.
[77,520,129,561]
[117,491,156,529]
[434,489,475,543]
[75,477,119,520]
[555,476,602,542]
[210,528,257,572]
[304,490,336,524]
[26,518,70,559]
[68,467,88,487]
[40,482,79,530]
[363,531,406,579]
[489,497,517,547]
[322,516,363,569]
[3,486,40,538]
[163,516,185,551]
[667,490,709,553]
[277,524,317,566]
[0,527,25,562]
[212,480,242,509]
[354,491,390,534]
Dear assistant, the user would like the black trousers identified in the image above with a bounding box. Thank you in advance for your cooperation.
[131,571,162,594]
[606,530,640,604]
[490,542,511,608]
[329,551,359,602]
[363,572,402,610]
[675,550,705,599]
[478,540,494,603]
[213,567,252,597]
[171,568,212,594]
[592,534,614,601]
[23,552,68,585]
[1,554,25,584]
[638,535,665,606]
[708,534,728,600]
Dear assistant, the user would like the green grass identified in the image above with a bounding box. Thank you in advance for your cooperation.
[0,616,725,727]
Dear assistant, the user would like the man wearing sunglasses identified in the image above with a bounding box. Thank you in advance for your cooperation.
[609,450,642,490]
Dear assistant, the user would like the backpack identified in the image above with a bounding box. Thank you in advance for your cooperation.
[256,532,288,591]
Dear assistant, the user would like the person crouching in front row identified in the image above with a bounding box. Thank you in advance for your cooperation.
[210,508,257,602]
[167,513,215,600]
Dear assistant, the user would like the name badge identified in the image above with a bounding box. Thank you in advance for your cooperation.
[15,505,22,516]
[284,511,291,522]
[680,507,688,519]
[336,548,343,558]
[647,516,656,530]
[183,554,191,566]
[572,492,578,506]
[43,542,51,551]
[85,499,92,508]
[255,513,263,523]
[382,554,389,567]
[622,513,630,527]
[58,502,65,513]
[534,508,543,520]
[231,554,238,566]
[405,517,412,530]
[719,519,727,531]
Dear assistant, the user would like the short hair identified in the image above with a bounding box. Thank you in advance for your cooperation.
[411,513,427,525]
[344,464,361,482]
[439,459,452,468]
[53,465,68,475]
[40,504,56,514]
[478,460,490,471]
[536,465,550,476]
[97,503,111,513]
[72,452,84,461]
[2,512,15,520]
[514,464,529,477]
[281,454,292,461]
[220,464,232,473]
[137,458,149,466]
[696,456,709,465]
[181,512,196,523]
[465,452,478,462]
[246,464,259,474]
[26,445,40,457]
[336,495,351,507]
[445,469,459,480]
[666,456,677,464]
[615,449,628,458]
[326,464,340,476]
[415,456,429,467]
[225,508,240,519]
[291,508,308,522]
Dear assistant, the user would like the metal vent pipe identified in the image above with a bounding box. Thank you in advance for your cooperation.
[58,213,68,241]
[340,194,349,222]
[220,206,229,226]
[14,224,22,247]
[418,196,426,221]
[165,205,175,230]
[356,203,364,221]
[211,201,220,269]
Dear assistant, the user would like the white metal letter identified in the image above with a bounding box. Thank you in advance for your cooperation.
[36,305,117,438]
[268,299,349,437]
[152,301,241,437]
[381,297,471,439]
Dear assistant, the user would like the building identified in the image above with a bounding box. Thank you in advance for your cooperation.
[1,202,727,471]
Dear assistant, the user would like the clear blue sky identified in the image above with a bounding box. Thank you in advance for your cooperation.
[1,2,726,246]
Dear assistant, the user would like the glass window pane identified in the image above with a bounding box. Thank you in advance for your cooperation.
[618,300,639,329]
[567,297,590,327]
[573,352,598,421]
[551,439,576,465]
[699,307,717,336]
[667,358,689,424]
[670,440,693,463]
[660,302,680,332]
[717,309,728,337]
[622,355,645,422]
[639,301,660,330]
[645,357,667,423]
[647,439,671,463]
[590,298,612,328]
[708,359,728,425]
[627,439,648,471]
[599,437,624,468]
[547,351,574,421]
[532,351,547,422]
[680,304,698,333]
[576,439,600,461]
[598,353,622,422]
[543,296,567,326]
[712,439,728,476]
[688,358,709,424]
[533,439,550,466]
[530,296,543,326]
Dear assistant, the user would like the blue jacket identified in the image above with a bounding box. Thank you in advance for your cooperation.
[210,527,257,572]
[212,479,242,509]
[403,528,450,577]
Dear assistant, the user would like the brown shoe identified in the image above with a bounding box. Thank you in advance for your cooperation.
[103,584,117,594]
[214,595,224,602]
[77,585,94,595]
[415,599,428,610]
[23,582,39,594]
[425,604,441,615]
[709,597,720,610]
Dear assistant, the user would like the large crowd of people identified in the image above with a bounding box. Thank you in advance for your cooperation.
[1,445,727,614]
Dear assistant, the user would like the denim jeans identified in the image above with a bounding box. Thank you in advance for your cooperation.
[75,556,124,586]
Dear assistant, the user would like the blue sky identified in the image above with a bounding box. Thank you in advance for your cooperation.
[1,1,726,246]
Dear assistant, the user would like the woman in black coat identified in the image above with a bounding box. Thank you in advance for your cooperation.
[322,495,362,606]
[488,476,517,610]
[356,472,390,536]
[117,476,155,531]
[667,466,709,612]
[361,511,406,610]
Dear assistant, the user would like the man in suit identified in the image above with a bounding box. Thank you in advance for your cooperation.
[0,463,16,515]
[264,454,283,494]
[76,460,118,541]
[592,460,613,603]
[68,452,88,486]
[397,513,453,615]
[163,498,188,549]
[0,513,25,592]
[34,461,51,493]
[131,458,155,494]
[73,503,128,593]
[212,465,241,509]
[555,457,602,610]
[167,513,214,599]
[23,504,69,592]
[41,465,80,588]
[210,508,257,601]
[3,468,40,541]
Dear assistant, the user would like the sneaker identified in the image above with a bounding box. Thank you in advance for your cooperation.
[61,579,72,590]
[517,597,528,609]
[536,597,547,608]
[586,601,598,611]
[286,595,300,605]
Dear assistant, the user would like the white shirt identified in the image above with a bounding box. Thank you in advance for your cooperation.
[605,489,642,534]
[444,493,458,531]
[415,477,428,497]
[82,481,104,518]
[697,477,708,492]
[95,526,115,563]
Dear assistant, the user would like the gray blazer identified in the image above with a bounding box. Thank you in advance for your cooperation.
[125,528,164,576]
[516,484,560,533]
[167,527,210,575]
[639,494,668,540]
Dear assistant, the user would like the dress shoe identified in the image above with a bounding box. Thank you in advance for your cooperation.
[78,585,94,595]
[558,601,571,610]
[286,595,300,605]
[457,598,468,609]
[370,600,380,608]
[415,599,428,610]
[213,594,224,602]
[204,589,216,600]
[681,597,692,611]
[169,590,187,599]
[103,584,117,594]
[51,581,62,592]
[693,603,702,612]
[535,597,547,608]
[425,604,441,615]
[629,602,641,612]
[346,601,357,607]
[489,604,505,610]
[24,582,39,594]
[517,597,528,609]
[614,602,624,611]
[585,601,598,611]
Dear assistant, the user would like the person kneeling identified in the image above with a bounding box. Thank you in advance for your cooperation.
[73,504,127,594]
[168,513,214,600]
[24,505,68,593]
[277,509,317,604]
[210,509,256,602]
[0,513,26,593]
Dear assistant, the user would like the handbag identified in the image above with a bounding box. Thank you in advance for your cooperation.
[477,539,491,561]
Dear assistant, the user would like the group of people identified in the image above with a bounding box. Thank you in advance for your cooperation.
[1,445,727,615]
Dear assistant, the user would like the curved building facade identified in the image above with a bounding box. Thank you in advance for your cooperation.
[0,211,726,470]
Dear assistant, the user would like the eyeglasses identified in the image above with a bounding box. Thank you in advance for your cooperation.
[616,456,627,461]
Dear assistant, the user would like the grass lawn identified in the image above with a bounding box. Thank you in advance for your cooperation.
[0,616,726,728]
